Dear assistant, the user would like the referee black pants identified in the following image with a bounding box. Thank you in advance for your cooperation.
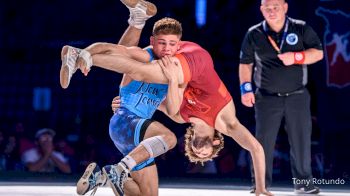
[252,88,313,188]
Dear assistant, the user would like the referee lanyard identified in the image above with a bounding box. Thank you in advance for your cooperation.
[263,17,289,54]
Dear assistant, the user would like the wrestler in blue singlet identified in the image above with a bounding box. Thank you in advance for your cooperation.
[109,48,168,171]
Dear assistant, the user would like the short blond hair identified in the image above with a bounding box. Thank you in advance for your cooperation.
[152,17,182,38]
[184,125,224,165]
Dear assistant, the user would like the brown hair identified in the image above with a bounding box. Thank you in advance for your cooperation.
[152,17,182,38]
[184,125,224,165]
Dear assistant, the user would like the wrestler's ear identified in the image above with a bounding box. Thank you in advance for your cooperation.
[212,139,220,146]
[177,41,181,50]
[150,36,155,46]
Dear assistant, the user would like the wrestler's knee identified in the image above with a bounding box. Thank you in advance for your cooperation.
[162,131,177,150]
[139,186,155,196]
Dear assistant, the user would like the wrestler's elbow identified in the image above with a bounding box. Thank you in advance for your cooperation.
[166,107,178,116]
[168,111,177,117]
[249,140,264,156]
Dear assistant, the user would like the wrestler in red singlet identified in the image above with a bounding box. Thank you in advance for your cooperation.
[175,41,232,127]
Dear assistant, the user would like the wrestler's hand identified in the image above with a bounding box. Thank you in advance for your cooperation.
[158,56,178,83]
[111,96,121,113]
[241,92,255,107]
[76,56,90,76]
[277,52,294,66]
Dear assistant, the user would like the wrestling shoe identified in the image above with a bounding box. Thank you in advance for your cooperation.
[294,184,320,194]
[120,0,157,29]
[102,162,129,196]
[60,45,81,89]
[76,162,107,196]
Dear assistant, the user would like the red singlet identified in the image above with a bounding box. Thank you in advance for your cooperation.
[175,41,232,127]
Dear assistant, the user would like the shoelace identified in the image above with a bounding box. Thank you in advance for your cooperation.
[89,170,107,196]
[108,166,128,190]
[118,170,128,190]
[108,168,119,184]
[88,172,99,189]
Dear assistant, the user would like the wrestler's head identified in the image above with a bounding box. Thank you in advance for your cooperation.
[151,17,182,58]
[184,124,224,164]
[260,0,287,24]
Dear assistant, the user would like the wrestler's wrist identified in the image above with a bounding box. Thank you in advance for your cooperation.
[294,51,305,64]
[240,82,253,95]
[168,77,178,83]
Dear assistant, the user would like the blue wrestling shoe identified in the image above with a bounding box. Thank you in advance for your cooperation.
[103,163,129,196]
[76,162,107,195]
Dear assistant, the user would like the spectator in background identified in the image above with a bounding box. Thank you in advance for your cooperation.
[21,128,71,173]
[14,122,34,155]
[4,134,20,170]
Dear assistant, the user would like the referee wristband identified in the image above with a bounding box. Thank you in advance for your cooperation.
[240,82,253,95]
[294,51,305,64]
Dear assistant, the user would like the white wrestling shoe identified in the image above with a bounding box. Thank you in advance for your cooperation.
[77,162,107,196]
[60,45,81,89]
[120,0,157,29]
[102,163,130,196]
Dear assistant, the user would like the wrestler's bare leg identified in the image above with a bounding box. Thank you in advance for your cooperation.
[105,120,176,196]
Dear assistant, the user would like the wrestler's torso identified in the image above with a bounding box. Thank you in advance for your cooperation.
[119,80,168,119]
[118,48,168,119]
[175,41,232,127]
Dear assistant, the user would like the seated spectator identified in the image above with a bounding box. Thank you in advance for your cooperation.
[21,128,71,173]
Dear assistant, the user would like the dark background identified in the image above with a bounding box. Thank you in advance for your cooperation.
[0,0,349,186]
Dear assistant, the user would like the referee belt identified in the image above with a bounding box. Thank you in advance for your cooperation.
[258,88,305,97]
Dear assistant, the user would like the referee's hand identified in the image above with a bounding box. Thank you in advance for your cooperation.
[278,52,294,66]
[241,92,255,107]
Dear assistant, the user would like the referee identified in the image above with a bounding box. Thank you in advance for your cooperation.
[238,0,323,194]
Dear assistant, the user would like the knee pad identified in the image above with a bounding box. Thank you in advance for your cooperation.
[140,136,169,158]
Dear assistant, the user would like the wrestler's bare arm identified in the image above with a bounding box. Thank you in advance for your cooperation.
[158,85,186,123]
[156,57,182,115]
[215,103,268,195]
